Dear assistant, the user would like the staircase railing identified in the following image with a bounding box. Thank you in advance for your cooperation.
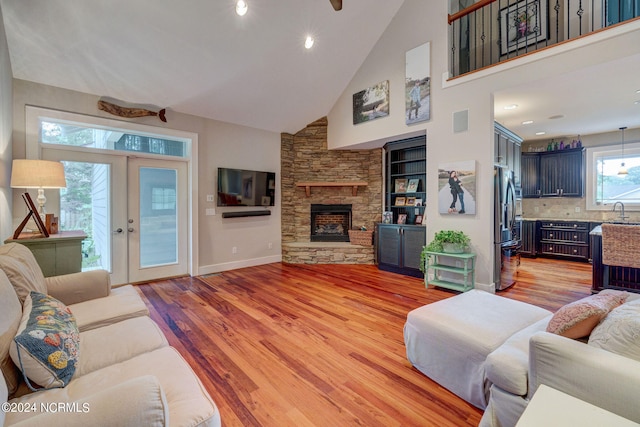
[448,0,639,78]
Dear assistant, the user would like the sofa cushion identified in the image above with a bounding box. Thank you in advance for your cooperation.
[588,299,640,361]
[5,376,168,427]
[0,243,47,304]
[76,316,168,378]
[5,347,220,427]
[10,292,80,389]
[546,292,628,339]
[69,285,149,332]
[0,270,23,398]
[485,315,552,395]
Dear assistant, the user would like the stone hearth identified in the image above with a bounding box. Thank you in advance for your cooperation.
[280,118,382,264]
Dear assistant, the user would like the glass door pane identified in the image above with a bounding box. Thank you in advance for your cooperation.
[139,167,178,267]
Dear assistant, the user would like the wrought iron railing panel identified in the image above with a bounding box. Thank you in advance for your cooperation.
[448,0,638,78]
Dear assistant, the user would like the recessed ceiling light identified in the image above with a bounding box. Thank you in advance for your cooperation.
[236,0,248,16]
[535,131,546,136]
[522,120,534,125]
[635,100,640,105]
[548,114,564,120]
[636,89,640,94]
[304,35,315,49]
[504,104,518,110]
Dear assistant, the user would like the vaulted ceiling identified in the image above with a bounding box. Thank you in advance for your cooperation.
[1,0,404,133]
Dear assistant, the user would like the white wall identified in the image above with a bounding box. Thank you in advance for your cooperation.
[11,79,282,274]
[0,6,12,241]
[328,0,640,290]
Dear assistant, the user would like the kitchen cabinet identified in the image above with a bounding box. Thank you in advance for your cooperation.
[522,148,585,198]
[376,223,425,278]
[591,229,640,294]
[495,122,522,187]
[520,220,538,256]
[538,220,589,261]
[521,154,540,198]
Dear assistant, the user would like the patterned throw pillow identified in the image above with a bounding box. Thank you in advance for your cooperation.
[9,291,80,389]
[588,299,640,361]
[546,292,628,339]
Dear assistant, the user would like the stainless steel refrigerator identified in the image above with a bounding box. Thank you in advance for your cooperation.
[494,166,521,291]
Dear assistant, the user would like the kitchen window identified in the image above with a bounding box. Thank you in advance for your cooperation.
[586,142,640,210]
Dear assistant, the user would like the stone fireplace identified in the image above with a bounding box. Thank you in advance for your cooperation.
[310,204,352,242]
[280,117,383,264]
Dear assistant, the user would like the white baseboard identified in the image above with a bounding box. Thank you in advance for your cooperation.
[198,254,282,276]
[474,282,496,294]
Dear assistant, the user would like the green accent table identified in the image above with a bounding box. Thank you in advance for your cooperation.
[424,250,476,292]
[5,230,86,277]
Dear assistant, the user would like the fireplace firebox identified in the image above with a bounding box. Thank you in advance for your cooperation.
[310,204,352,242]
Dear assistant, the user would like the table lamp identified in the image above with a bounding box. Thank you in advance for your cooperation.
[10,159,66,239]
[10,159,67,215]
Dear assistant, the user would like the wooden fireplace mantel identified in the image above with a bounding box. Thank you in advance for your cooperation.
[296,181,368,197]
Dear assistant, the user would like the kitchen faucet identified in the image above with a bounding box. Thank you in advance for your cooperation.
[612,201,628,221]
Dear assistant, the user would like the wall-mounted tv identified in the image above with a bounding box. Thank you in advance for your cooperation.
[217,167,276,207]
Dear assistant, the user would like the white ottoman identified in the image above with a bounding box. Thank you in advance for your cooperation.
[403,290,551,409]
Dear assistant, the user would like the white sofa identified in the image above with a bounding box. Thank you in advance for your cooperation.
[0,242,220,427]
[404,288,640,427]
[480,290,640,427]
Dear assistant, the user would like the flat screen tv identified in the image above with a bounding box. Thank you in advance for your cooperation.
[217,167,276,207]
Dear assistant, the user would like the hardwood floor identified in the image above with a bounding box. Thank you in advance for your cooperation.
[136,257,591,427]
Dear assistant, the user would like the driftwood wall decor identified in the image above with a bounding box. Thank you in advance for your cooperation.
[97,98,167,122]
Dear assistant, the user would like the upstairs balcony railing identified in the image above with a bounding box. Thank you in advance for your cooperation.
[448,0,639,78]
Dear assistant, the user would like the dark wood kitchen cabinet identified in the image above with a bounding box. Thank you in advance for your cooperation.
[522,148,585,198]
[521,154,540,198]
[376,223,425,278]
[538,220,590,261]
[520,220,538,256]
[495,122,522,187]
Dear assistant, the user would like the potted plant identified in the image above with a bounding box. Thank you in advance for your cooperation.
[420,230,471,273]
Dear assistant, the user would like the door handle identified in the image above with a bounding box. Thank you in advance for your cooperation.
[112,228,123,234]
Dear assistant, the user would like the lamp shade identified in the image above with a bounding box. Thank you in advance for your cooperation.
[10,159,67,189]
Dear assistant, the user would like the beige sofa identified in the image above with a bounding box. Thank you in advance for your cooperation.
[0,243,220,427]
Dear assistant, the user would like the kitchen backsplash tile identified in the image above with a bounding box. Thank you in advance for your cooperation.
[522,198,640,222]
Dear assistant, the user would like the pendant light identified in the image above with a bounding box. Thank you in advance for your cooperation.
[618,126,628,175]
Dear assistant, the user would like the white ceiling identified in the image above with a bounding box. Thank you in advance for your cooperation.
[494,52,640,142]
[1,0,404,134]
[2,1,638,141]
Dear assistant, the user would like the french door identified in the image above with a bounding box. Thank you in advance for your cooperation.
[42,148,188,285]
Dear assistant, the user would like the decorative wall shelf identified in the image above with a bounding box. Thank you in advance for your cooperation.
[296,181,368,197]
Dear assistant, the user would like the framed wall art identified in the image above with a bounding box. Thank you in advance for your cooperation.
[437,160,477,215]
[353,80,389,125]
[405,42,431,125]
[500,0,548,55]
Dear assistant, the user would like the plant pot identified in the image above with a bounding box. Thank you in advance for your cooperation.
[442,243,465,253]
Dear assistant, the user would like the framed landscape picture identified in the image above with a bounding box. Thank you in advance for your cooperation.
[353,80,389,125]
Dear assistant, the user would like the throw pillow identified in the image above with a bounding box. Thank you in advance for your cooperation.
[588,299,640,361]
[9,291,80,389]
[546,292,628,339]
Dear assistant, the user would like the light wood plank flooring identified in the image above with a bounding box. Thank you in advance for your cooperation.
[137,257,591,427]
